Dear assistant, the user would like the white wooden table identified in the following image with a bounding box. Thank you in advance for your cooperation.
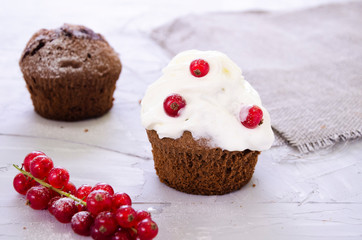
[1,0,361,239]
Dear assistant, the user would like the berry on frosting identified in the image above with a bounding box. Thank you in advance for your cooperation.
[190,59,209,77]
[240,105,264,129]
[163,94,186,117]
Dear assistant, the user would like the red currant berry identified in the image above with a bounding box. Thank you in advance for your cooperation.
[76,184,93,200]
[115,205,137,228]
[190,59,209,78]
[23,151,46,172]
[51,198,78,223]
[240,105,264,129]
[50,188,61,198]
[163,94,186,117]
[111,229,131,240]
[112,192,132,211]
[92,182,114,195]
[76,202,87,212]
[29,155,54,179]
[48,196,62,215]
[127,227,138,239]
[63,181,77,195]
[87,190,113,216]
[48,167,70,189]
[71,211,94,236]
[135,210,151,223]
[13,173,36,195]
[26,185,51,210]
[137,218,158,240]
[91,225,113,240]
[94,211,118,237]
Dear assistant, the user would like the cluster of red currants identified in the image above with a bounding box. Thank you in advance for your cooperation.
[13,151,158,240]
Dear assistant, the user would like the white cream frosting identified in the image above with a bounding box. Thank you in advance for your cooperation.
[141,50,274,151]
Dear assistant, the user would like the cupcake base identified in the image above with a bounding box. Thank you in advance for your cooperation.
[147,130,260,195]
[24,75,116,121]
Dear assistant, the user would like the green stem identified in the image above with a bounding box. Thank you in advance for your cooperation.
[13,164,86,206]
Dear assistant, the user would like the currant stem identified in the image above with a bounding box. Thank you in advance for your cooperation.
[130,227,137,235]
[13,164,86,206]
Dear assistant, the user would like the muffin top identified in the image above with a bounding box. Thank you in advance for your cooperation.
[19,24,121,81]
[141,50,274,151]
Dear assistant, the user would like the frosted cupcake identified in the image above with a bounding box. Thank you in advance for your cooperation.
[141,50,274,195]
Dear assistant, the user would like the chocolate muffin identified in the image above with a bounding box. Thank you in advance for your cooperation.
[19,24,122,121]
[147,130,260,195]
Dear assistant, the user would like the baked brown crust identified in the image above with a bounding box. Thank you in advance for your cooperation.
[147,130,260,195]
[19,24,122,121]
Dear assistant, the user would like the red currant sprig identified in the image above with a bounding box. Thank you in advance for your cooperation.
[240,105,264,129]
[13,152,159,239]
[190,59,210,77]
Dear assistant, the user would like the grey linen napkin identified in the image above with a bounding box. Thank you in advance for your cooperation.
[151,2,362,153]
